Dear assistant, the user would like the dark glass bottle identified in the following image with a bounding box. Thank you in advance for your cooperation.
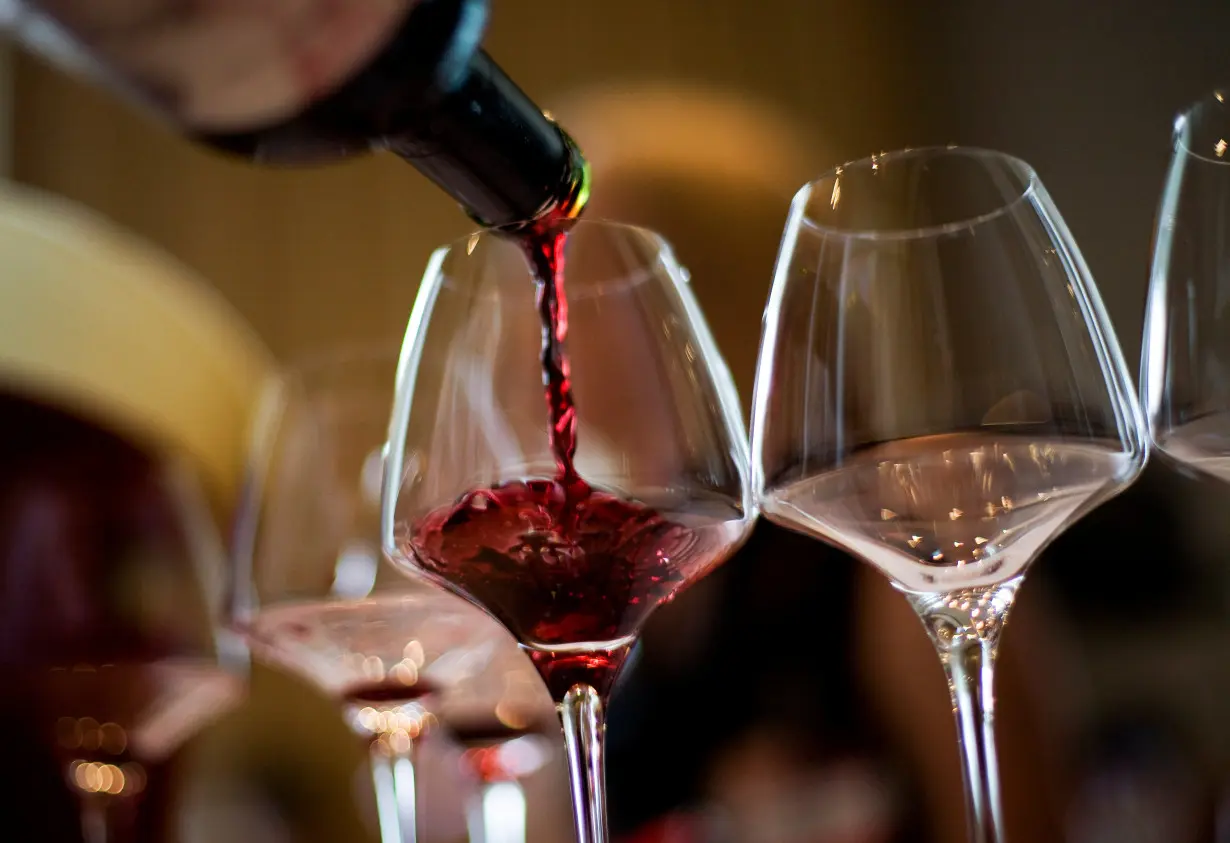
[199,0,589,230]
[10,0,590,230]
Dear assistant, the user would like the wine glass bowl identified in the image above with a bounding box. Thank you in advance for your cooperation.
[754,148,1146,594]
[1142,90,1230,481]
[750,147,1147,843]
[383,219,754,842]
[384,221,753,681]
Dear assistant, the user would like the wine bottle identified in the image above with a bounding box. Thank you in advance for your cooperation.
[6,0,590,230]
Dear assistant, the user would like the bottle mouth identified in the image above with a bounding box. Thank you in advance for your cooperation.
[793,146,1038,242]
[551,130,593,224]
[1173,90,1230,165]
[475,127,592,233]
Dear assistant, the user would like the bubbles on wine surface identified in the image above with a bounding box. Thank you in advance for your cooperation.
[1157,413,1230,483]
[762,434,1133,592]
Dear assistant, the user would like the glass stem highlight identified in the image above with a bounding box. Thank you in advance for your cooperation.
[559,684,608,843]
[466,779,528,843]
[910,579,1020,843]
[369,740,419,843]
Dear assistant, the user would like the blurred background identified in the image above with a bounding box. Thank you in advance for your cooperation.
[5,1,1230,841]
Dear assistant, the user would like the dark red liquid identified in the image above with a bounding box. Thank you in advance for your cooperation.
[527,644,632,702]
[406,227,740,701]
[406,480,731,671]
[343,677,440,706]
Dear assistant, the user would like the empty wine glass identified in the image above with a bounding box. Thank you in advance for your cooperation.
[1142,90,1230,479]
[382,219,755,843]
[228,344,555,843]
[750,147,1148,843]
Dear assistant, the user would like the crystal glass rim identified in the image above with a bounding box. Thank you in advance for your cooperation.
[428,217,678,299]
[1173,90,1230,166]
[792,145,1039,243]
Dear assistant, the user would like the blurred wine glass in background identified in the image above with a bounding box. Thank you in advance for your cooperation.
[229,343,560,843]
[0,395,247,843]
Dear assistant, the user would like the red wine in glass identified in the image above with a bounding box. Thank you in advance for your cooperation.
[405,226,740,700]
[408,477,742,699]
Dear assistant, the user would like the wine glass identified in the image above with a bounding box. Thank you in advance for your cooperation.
[1141,90,1230,479]
[0,394,246,843]
[437,643,558,843]
[228,343,558,843]
[749,147,1148,843]
[382,219,755,843]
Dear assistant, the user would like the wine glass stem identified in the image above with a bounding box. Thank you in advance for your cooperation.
[911,581,1019,843]
[466,778,528,843]
[559,684,608,843]
[369,740,419,843]
[944,633,1006,843]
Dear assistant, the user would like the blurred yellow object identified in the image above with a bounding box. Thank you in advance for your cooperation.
[0,179,275,509]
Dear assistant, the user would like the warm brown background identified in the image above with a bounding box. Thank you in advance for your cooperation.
[10,1,1230,841]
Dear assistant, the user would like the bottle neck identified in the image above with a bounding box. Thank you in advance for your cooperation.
[383,45,591,231]
[11,0,590,232]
